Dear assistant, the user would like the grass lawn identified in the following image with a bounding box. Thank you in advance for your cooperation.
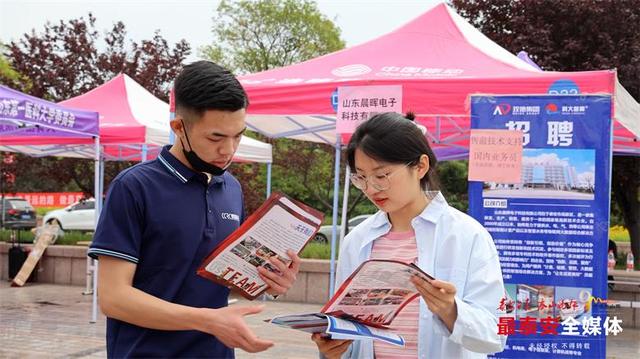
[0,229,93,245]
[299,242,337,260]
[36,207,62,216]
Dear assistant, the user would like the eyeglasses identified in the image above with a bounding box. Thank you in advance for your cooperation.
[350,164,411,191]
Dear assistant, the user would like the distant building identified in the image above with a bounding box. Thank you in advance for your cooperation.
[488,157,593,192]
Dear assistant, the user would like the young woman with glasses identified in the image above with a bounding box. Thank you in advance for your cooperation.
[312,112,506,359]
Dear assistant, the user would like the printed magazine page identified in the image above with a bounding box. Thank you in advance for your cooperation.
[323,259,432,326]
[268,259,435,344]
[197,193,324,299]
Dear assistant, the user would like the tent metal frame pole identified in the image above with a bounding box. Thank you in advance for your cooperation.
[329,137,341,297]
[141,144,148,162]
[90,137,101,323]
[266,163,272,199]
[99,153,105,210]
[339,165,351,242]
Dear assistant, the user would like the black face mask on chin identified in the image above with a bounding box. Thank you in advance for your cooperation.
[180,120,226,176]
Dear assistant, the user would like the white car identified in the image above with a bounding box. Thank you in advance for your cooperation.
[43,199,96,232]
[314,214,373,243]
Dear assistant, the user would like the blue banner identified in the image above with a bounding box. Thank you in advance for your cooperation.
[469,95,612,358]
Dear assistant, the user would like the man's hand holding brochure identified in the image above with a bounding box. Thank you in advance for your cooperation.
[198,193,324,299]
[268,259,435,346]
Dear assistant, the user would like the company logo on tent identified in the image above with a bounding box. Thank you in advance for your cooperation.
[547,79,580,95]
[331,64,372,77]
[493,104,512,115]
[561,105,589,115]
[545,103,559,114]
[331,89,339,112]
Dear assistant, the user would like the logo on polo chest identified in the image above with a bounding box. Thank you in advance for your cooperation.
[221,212,240,222]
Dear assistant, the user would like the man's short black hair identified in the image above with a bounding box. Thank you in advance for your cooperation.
[174,61,248,121]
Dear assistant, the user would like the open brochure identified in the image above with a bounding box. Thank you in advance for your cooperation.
[197,192,324,299]
[268,259,434,346]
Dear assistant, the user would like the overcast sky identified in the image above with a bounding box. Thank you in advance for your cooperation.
[0,0,442,62]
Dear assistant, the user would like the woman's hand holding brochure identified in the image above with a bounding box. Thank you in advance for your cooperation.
[311,333,352,359]
[410,275,458,332]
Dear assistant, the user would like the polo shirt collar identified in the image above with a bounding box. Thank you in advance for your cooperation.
[157,145,226,185]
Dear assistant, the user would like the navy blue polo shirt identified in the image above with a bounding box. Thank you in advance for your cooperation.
[89,145,245,358]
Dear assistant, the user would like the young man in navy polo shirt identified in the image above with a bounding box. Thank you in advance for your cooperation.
[89,61,301,358]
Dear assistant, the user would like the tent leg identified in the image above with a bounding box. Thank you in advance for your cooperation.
[141,144,148,162]
[329,137,341,298]
[259,163,273,303]
[91,259,99,323]
[339,165,351,242]
[99,154,105,209]
[266,163,272,199]
[90,138,101,323]
[83,256,94,295]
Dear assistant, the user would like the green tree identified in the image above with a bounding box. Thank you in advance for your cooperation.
[202,0,345,74]
[437,160,469,212]
[230,135,375,220]
[0,49,30,90]
[203,0,351,218]
[452,0,640,265]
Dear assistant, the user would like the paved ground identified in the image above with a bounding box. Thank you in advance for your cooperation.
[0,281,320,359]
[1,281,639,358]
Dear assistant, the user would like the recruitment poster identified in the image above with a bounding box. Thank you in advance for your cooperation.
[469,95,613,358]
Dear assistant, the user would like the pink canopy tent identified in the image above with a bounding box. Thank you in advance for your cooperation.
[60,74,169,161]
[238,2,640,295]
[240,3,639,157]
[59,74,272,163]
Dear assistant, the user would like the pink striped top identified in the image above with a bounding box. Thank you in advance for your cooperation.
[370,230,420,359]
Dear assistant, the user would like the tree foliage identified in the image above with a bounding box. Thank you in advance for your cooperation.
[1,13,190,196]
[438,160,469,212]
[202,0,345,74]
[452,0,640,263]
[230,135,374,219]
[0,50,30,91]
[2,13,189,102]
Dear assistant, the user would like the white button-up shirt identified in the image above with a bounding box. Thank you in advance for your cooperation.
[335,192,507,358]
